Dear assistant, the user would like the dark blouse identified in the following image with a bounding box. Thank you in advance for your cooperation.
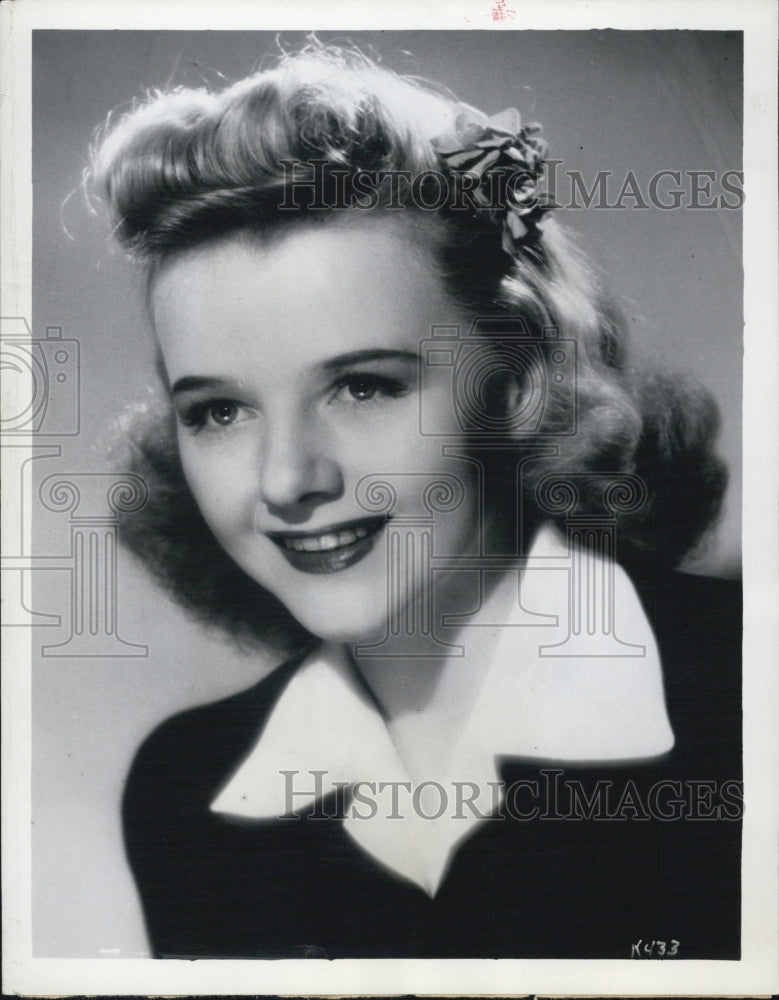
[122,569,742,960]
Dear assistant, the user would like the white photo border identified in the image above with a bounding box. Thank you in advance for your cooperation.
[2,0,777,995]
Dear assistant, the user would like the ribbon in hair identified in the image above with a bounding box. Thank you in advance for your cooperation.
[432,104,555,255]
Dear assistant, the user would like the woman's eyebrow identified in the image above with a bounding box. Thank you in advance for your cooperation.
[322,349,420,372]
[171,375,234,396]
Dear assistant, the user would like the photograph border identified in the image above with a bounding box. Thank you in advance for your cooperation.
[3,0,777,995]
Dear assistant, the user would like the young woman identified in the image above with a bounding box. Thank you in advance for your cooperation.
[91,44,741,959]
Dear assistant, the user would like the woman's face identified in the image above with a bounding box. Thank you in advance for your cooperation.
[151,218,483,644]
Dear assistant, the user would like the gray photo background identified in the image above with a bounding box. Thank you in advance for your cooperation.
[30,30,742,956]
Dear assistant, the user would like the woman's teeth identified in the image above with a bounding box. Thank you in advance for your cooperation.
[282,525,370,552]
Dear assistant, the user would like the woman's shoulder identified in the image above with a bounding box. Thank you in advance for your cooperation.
[624,564,742,771]
[122,650,306,819]
[625,564,741,664]
[626,563,741,611]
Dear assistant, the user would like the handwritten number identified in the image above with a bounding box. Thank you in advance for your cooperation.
[631,937,680,958]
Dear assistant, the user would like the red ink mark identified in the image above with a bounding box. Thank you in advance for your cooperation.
[491,0,516,20]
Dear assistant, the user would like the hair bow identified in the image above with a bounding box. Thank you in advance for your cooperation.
[432,104,555,255]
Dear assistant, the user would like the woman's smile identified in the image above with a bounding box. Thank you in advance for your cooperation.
[266,515,388,574]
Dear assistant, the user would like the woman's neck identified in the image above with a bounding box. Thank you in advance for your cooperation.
[349,562,523,783]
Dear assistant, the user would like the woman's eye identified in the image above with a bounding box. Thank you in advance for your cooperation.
[332,374,408,404]
[346,377,380,401]
[208,401,240,425]
[179,398,253,431]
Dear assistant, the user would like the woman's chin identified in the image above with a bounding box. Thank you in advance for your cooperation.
[295,612,390,649]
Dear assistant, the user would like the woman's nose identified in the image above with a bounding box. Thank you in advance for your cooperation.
[257,416,343,513]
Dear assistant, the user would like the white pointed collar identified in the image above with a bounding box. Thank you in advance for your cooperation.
[211,525,674,897]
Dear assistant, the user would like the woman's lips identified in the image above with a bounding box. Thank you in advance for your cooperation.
[267,516,387,574]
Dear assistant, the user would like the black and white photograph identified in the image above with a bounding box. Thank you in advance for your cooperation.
[2,1,777,996]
